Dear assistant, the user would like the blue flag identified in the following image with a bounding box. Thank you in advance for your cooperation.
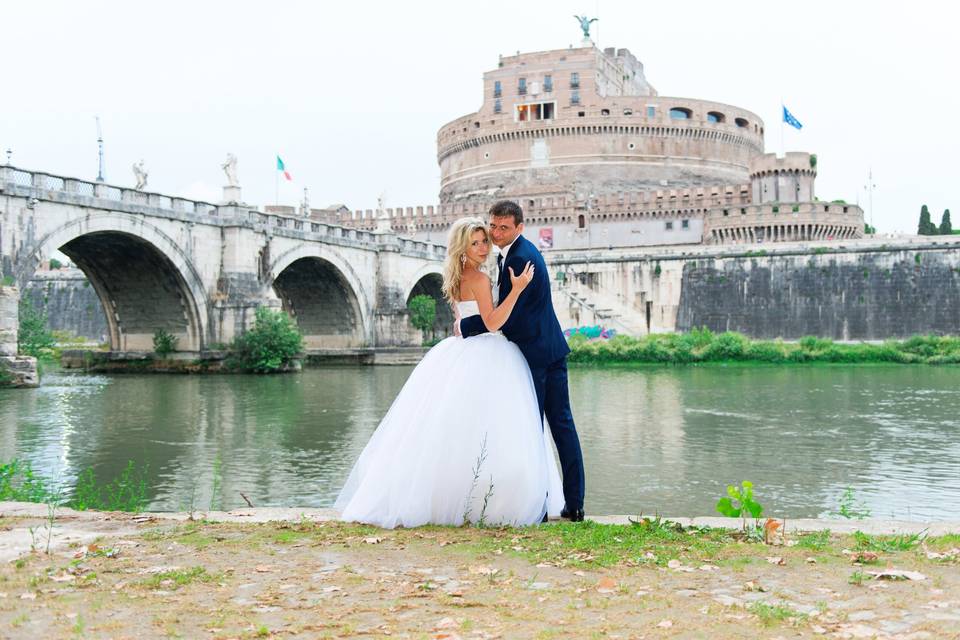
[782,105,803,130]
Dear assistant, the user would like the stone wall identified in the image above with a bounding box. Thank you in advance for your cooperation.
[676,246,960,340]
[547,237,960,340]
[24,270,108,341]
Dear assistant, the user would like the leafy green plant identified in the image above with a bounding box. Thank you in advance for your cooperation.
[231,306,304,373]
[836,487,871,519]
[1,275,14,286]
[407,294,437,345]
[152,329,178,357]
[48,258,63,270]
[716,480,763,519]
[0,459,56,502]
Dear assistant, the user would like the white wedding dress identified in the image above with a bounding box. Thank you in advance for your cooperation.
[335,300,564,528]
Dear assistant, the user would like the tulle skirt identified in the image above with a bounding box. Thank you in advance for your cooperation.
[335,333,564,528]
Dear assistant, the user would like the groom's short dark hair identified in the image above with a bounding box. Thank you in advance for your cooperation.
[489,200,523,226]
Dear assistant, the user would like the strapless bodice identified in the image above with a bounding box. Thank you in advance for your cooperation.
[456,300,480,317]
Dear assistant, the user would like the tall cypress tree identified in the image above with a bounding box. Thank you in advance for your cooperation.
[918,205,935,235]
[940,209,953,235]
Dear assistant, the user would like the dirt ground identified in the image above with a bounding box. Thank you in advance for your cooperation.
[1,506,958,639]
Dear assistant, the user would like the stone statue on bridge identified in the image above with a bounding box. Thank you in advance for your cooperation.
[574,15,597,40]
[132,159,148,191]
[221,153,239,186]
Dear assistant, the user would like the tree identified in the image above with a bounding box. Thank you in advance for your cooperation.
[940,209,953,235]
[864,223,876,235]
[918,205,937,235]
[18,297,56,358]
[407,294,437,343]
[48,258,62,270]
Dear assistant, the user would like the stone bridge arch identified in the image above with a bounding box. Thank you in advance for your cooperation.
[267,245,373,349]
[405,265,454,339]
[14,213,209,352]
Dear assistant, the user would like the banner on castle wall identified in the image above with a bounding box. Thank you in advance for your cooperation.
[539,227,553,249]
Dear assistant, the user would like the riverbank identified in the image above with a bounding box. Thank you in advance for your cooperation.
[568,331,960,366]
[1,503,958,638]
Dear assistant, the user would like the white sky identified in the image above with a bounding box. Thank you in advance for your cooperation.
[2,0,957,233]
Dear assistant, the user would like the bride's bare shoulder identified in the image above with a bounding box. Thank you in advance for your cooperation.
[462,269,491,286]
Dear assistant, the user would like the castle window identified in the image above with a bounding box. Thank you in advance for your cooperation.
[723,209,729,216]
[494,99,502,113]
[577,111,585,117]
[570,72,580,88]
[669,107,692,119]
[515,101,555,121]
[623,108,633,115]
[571,91,580,105]
[682,219,690,229]
[494,80,501,98]
[518,77,527,95]
[578,214,585,229]
[544,75,553,92]
[646,105,656,117]
[707,111,725,123]
[665,221,674,230]
[601,108,610,116]
[735,117,749,128]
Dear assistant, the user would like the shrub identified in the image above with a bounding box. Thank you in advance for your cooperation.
[705,332,748,360]
[152,329,178,357]
[231,307,304,373]
[407,294,437,344]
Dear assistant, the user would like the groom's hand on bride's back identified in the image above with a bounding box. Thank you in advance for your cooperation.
[508,262,535,293]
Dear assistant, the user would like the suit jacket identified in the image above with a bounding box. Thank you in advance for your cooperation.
[460,234,570,369]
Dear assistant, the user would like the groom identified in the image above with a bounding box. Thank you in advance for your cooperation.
[457,200,586,521]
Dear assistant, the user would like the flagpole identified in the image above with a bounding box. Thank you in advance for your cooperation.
[275,155,279,207]
[779,99,784,158]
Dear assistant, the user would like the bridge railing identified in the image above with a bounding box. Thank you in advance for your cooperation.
[0,165,220,218]
[1,165,445,258]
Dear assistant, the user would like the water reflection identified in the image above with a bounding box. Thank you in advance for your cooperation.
[1,365,958,520]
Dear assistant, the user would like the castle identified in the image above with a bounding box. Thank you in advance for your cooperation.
[284,35,864,250]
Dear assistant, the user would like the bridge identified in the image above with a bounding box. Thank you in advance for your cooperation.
[0,166,448,360]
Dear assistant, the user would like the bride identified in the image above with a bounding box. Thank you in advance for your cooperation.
[335,217,564,528]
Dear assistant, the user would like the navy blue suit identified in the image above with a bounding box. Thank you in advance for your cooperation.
[460,234,585,510]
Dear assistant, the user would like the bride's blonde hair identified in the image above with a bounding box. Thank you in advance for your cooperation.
[442,216,489,305]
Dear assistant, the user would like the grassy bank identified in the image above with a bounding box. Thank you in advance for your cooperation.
[568,330,960,366]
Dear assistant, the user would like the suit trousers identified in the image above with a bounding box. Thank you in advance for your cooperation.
[529,356,585,510]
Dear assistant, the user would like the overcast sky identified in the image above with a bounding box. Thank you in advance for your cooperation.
[3,0,957,233]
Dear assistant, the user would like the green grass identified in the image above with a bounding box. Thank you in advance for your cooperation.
[458,519,733,568]
[568,330,960,366]
[748,602,808,627]
[852,530,924,552]
[141,566,218,590]
[796,529,832,551]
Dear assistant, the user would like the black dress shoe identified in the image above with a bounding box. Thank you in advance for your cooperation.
[541,511,549,523]
[560,506,585,522]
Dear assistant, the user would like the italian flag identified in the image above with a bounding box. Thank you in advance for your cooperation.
[277,155,292,181]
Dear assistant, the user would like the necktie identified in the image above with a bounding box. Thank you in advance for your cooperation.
[497,254,503,283]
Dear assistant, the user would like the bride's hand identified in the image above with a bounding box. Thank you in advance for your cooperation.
[508,262,535,293]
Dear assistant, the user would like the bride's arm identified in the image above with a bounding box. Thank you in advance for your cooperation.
[468,263,534,332]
